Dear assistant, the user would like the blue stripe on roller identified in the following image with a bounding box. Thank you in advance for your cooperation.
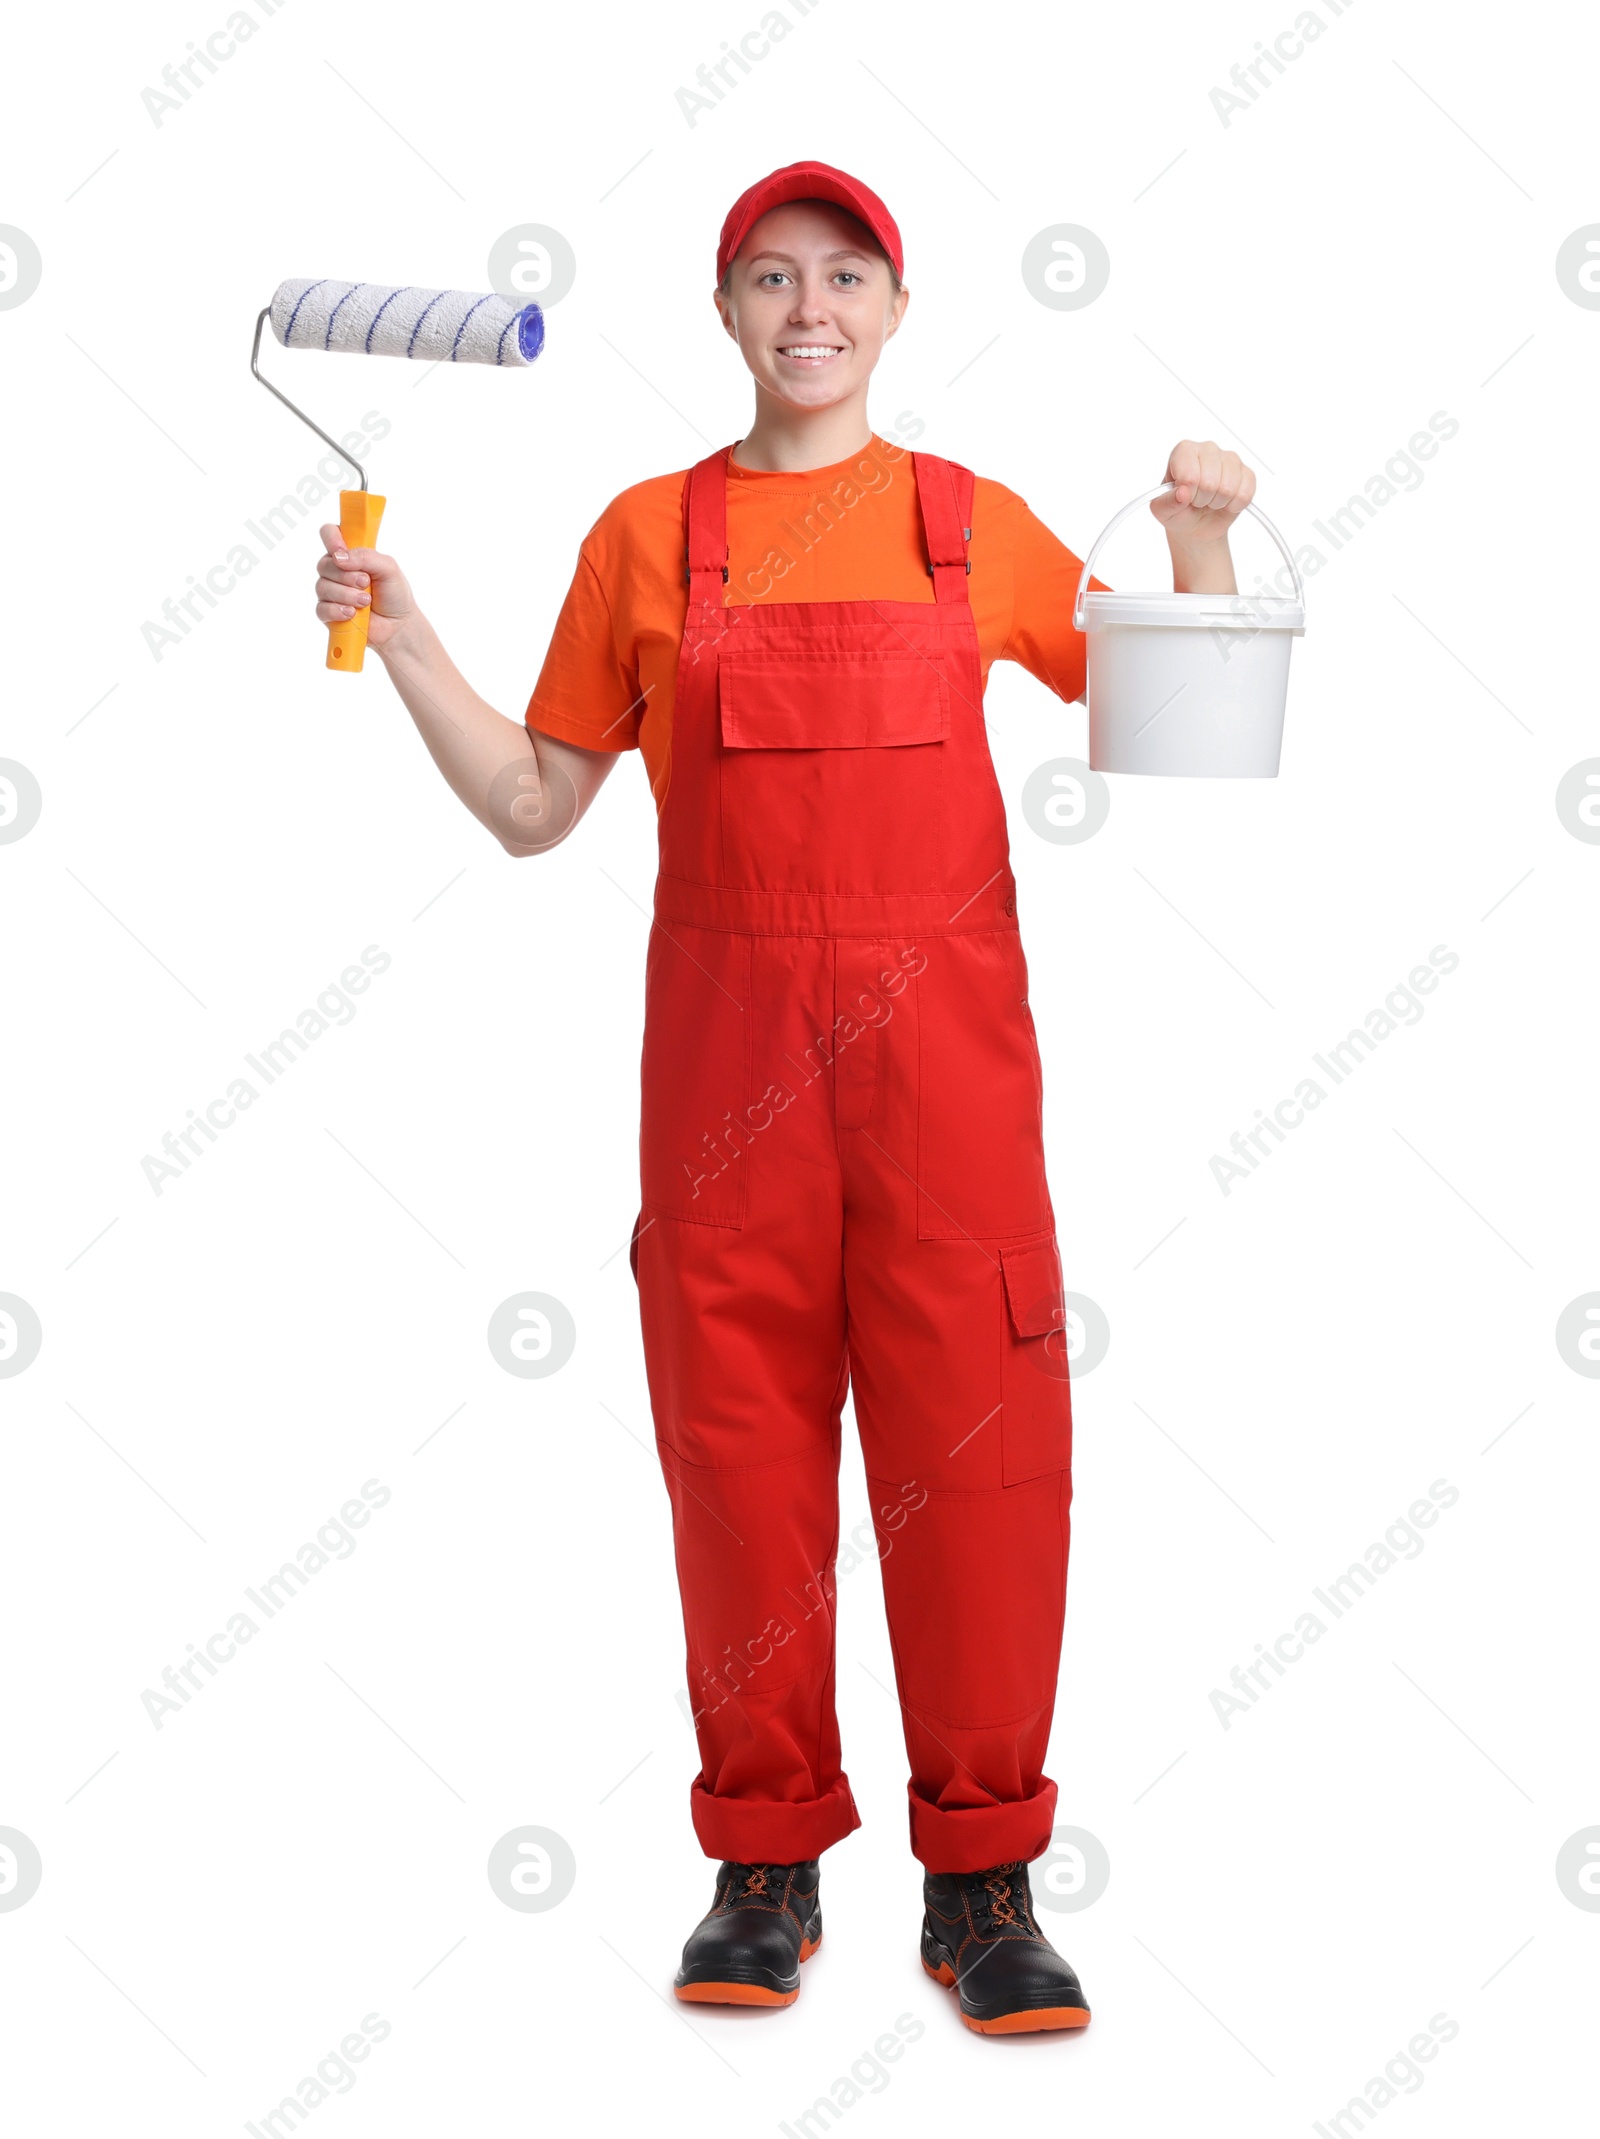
[283,278,331,346]
[364,285,411,354]
[405,289,448,357]
[516,304,545,362]
[495,311,519,365]
[323,281,362,350]
[448,293,495,361]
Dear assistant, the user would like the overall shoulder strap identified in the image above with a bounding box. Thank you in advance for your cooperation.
[912,453,975,604]
[682,446,733,599]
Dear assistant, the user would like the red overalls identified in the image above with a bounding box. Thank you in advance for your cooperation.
[631,446,1073,1874]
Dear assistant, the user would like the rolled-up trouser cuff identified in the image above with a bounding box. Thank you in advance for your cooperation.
[690,1776,861,1864]
[907,1777,1059,1873]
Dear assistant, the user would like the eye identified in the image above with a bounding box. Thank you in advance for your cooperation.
[834,272,863,287]
[757,270,792,288]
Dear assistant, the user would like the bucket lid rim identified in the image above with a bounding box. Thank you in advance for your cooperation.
[1083,589,1305,630]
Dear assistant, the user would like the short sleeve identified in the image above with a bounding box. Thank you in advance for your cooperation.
[999,498,1108,708]
[525,549,642,752]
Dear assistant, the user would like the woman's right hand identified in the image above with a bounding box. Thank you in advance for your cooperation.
[314,525,416,655]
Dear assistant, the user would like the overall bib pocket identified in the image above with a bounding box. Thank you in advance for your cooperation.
[717,651,950,895]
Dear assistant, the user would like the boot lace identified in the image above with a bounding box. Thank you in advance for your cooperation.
[722,1861,791,1905]
[971,1861,1031,1934]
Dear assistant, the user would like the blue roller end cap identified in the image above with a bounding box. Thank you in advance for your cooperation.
[516,303,545,362]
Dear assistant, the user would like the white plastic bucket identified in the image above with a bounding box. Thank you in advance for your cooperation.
[1073,483,1306,777]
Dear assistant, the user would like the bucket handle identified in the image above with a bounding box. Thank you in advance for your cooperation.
[1072,482,1305,631]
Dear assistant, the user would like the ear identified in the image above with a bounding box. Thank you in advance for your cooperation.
[713,287,738,341]
[886,283,910,338]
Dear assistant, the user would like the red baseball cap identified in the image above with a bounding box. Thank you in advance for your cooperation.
[716,160,903,284]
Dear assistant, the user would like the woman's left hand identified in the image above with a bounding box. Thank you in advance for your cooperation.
[1149,439,1255,548]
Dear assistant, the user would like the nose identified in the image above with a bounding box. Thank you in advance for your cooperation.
[788,277,833,326]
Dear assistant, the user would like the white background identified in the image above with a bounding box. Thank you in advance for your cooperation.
[3,0,1597,2131]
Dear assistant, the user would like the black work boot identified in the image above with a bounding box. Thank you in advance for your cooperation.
[674,1860,822,2006]
[921,1861,1090,2034]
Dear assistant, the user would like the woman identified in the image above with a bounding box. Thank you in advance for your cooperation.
[313,160,1254,2036]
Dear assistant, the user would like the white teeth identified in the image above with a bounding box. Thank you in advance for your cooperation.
[779,346,842,357]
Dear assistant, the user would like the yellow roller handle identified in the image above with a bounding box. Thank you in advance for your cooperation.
[327,489,387,673]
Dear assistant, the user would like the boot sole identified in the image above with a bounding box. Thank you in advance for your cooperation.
[922,1955,1091,2034]
[674,1932,820,2007]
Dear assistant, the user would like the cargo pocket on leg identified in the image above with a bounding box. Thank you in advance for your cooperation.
[999,1236,1073,1486]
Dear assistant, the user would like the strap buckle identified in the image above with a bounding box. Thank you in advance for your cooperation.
[927,530,973,576]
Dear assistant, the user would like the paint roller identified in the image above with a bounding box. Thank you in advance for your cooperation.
[251,279,545,671]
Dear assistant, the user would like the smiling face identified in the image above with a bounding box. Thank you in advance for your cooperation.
[714,198,909,413]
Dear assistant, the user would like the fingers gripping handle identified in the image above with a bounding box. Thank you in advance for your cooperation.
[328,490,386,672]
[1072,482,1305,631]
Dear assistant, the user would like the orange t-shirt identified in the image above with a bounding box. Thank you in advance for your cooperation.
[525,433,1105,810]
